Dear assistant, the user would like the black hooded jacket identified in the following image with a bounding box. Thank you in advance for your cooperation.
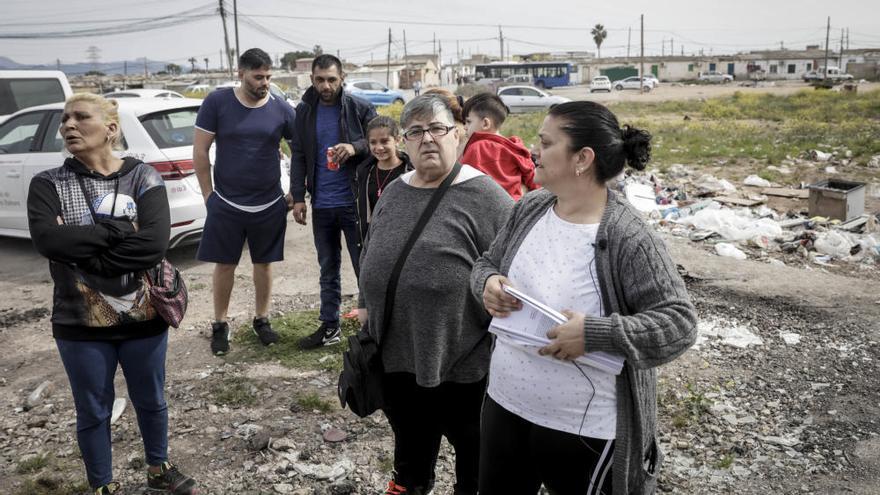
[352,151,413,243]
[289,86,377,204]
[27,157,170,340]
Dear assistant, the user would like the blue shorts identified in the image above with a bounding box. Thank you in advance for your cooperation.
[196,194,288,264]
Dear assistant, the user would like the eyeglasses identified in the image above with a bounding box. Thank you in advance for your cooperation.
[403,124,456,142]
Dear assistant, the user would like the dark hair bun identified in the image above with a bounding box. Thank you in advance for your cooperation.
[621,125,651,171]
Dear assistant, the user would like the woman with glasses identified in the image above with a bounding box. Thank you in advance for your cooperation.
[357,94,513,495]
[471,101,697,494]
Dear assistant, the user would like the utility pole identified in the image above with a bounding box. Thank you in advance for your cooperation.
[143,57,148,78]
[233,0,240,66]
[219,0,234,78]
[639,14,644,92]
[839,28,844,68]
[386,28,392,87]
[123,61,127,89]
[220,50,224,72]
[661,38,665,57]
[56,58,61,71]
[846,27,850,50]
[626,26,631,62]
[670,38,674,57]
[823,16,830,79]
[403,29,409,88]
[499,26,504,60]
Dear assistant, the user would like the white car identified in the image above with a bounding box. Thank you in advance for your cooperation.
[104,89,185,99]
[611,76,656,91]
[0,99,290,247]
[0,70,73,124]
[698,71,734,83]
[496,85,570,113]
[590,76,612,93]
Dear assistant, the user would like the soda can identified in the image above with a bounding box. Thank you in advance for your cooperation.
[326,148,339,171]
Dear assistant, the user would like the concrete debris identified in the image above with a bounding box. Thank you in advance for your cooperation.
[743,175,772,188]
[110,398,126,425]
[24,380,53,411]
[715,243,747,260]
[697,317,764,349]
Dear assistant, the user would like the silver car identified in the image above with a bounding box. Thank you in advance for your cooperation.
[496,85,570,113]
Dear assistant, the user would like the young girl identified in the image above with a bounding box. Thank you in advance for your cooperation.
[353,116,413,244]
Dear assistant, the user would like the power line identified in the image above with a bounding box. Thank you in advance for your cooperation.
[0,3,216,39]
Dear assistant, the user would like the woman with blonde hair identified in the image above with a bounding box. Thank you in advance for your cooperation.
[27,93,198,495]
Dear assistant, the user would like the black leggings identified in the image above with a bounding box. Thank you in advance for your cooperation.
[479,396,615,495]
[382,372,486,494]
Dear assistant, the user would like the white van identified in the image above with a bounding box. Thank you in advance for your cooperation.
[0,70,73,124]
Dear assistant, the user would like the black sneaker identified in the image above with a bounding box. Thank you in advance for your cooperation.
[210,321,230,356]
[94,481,124,494]
[252,317,279,346]
[146,462,198,494]
[297,322,341,349]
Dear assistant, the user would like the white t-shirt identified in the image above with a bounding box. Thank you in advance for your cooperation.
[487,206,618,439]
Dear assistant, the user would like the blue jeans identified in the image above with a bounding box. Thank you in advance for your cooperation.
[312,205,361,325]
[56,332,169,489]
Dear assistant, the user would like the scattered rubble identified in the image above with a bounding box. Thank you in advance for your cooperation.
[619,162,880,273]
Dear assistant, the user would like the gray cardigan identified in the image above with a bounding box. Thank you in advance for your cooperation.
[471,188,697,495]
[360,173,513,387]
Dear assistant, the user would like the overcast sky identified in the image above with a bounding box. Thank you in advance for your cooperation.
[2,0,879,67]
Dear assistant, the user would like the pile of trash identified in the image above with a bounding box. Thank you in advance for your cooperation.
[620,165,880,268]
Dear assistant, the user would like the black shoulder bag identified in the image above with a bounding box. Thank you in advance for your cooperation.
[338,163,462,417]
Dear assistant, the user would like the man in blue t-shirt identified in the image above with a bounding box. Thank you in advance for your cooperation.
[289,54,377,349]
[193,48,296,355]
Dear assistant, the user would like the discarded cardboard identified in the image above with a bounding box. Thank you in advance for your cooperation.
[762,188,809,199]
[715,196,765,207]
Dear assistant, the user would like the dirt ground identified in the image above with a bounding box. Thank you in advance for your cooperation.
[1,80,879,494]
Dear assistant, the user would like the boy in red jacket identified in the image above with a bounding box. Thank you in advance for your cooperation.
[461,93,538,200]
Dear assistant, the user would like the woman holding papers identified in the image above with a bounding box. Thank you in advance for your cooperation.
[359,94,513,495]
[471,101,697,495]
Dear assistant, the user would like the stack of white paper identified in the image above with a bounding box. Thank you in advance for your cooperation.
[489,285,625,375]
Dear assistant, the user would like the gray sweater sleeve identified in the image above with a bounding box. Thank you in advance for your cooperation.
[583,227,698,369]
[470,194,524,302]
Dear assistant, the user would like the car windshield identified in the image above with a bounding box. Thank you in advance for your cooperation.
[0,78,67,115]
[139,107,199,149]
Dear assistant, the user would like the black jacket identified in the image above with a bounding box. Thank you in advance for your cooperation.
[290,86,378,203]
[352,151,414,243]
[28,157,170,340]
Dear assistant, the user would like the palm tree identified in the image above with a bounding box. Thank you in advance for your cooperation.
[591,24,608,60]
[188,57,197,73]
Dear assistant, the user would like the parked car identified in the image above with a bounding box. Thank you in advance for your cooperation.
[802,70,822,82]
[502,74,533,85]
[104,89,185,99]
[496,85,570,113]
[0,98,290,247]
[0,70,73,124]
[698,71,734,83]
[590,76,612,93]
[611,76,656,91]
[811,67,854,81]
[343,79,405,106]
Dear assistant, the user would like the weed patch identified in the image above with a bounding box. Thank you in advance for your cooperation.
[13,476,89,495]
[210,376,258,407]
[233,309,359,373]
[16,453,49,474]
[296,392,334,413]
